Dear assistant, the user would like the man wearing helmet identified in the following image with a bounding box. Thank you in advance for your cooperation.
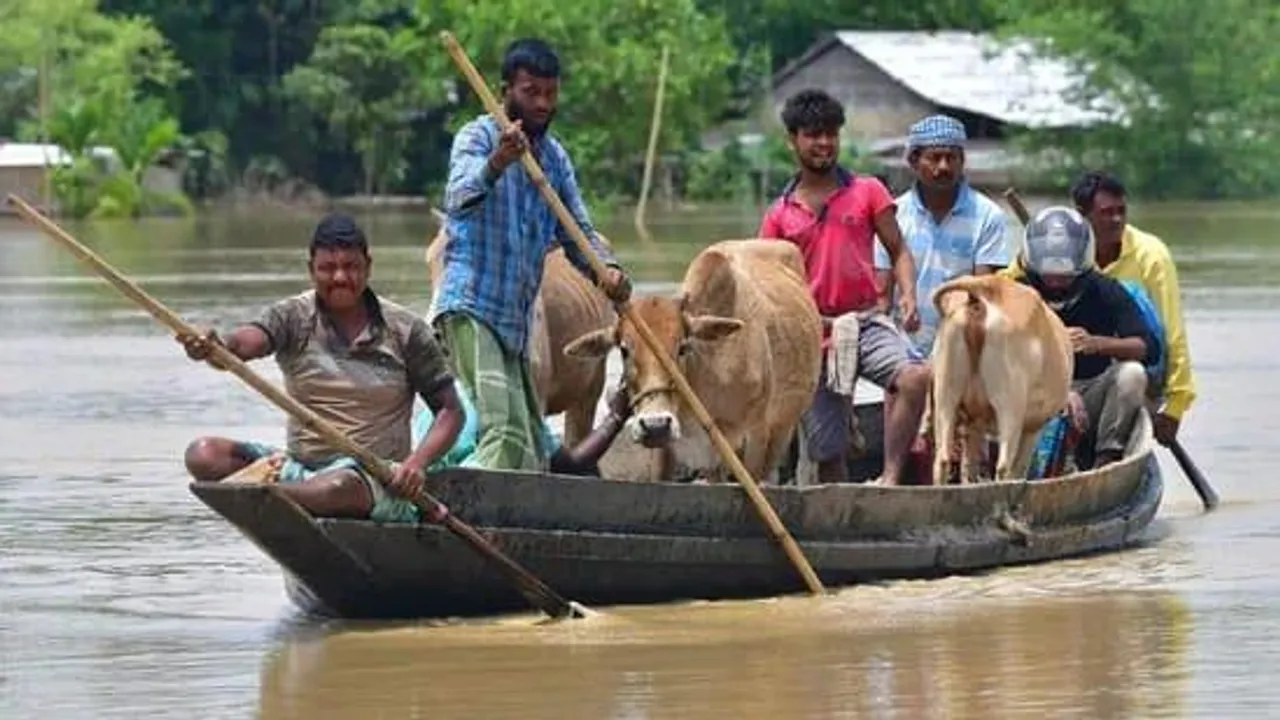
[1016,206,1158,469]
[1002,172,1195,447]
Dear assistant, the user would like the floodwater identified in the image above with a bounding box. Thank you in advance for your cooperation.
[1,199,1278,719]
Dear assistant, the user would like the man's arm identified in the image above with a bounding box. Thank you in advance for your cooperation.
[219,326,273,361]
[553,146,618,283]
[241,297,309,359]
[1147,247,1197,420]
[874,269,894,313]
[874,209,916,304]
[1097,279,1154,363]
[403,320,465,471]
[443,120,497,215]
[180,296,302,368]
[551,413,627,476]
[872,235,895,312]
[549,384,632,476]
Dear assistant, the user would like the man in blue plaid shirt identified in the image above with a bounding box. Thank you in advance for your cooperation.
[432,37,631,471]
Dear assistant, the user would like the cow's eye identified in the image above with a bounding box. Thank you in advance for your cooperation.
[677,339,691,356]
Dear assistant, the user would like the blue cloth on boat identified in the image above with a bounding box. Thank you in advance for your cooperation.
[409,378,563,469]
[1027,414,1069,480]
[1117,279,1169,397]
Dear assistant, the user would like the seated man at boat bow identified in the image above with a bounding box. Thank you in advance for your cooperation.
[1015,206,1157,470]
[178,213,466,523]
[411,376,635,477]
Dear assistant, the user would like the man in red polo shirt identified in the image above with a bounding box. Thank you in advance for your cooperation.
[758,89,930,485]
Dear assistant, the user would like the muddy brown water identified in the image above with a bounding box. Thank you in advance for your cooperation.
[1,200,1278,718]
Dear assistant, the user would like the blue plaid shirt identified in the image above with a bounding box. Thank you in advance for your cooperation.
[431,115,617,356]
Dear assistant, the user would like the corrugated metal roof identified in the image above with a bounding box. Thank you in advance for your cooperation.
[834,31,1123,129]
[0,142,117,169]
[0,142,72,168]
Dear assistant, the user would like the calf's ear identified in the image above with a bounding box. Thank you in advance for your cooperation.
[685,314,744,343]
[563,328,616,358]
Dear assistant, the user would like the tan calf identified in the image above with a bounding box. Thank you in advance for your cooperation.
[425,221,616,446]
[563,239,822,483]
[929,275,1073,484]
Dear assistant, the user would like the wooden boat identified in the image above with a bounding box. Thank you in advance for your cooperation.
[189,401,1164,620]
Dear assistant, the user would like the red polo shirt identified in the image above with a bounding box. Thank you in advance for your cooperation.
[757,169,895,318]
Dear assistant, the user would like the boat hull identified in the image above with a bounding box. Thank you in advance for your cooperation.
[190,410,1164,620]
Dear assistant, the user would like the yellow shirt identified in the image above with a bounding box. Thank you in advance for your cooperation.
[998,224,1197,420]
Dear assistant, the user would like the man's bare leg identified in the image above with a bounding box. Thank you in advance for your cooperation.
[184,437,256,482]
[185,437,374,518]
[277,469,374,518]
[879,365,931,485]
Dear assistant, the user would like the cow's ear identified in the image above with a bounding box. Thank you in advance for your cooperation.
[686,315,743,343]
[563,328,615,358]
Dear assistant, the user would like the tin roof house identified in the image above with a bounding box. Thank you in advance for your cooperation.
[0,141,185,215]
[760,31,1125,189]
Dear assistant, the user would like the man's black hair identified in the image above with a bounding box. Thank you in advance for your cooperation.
[780,89,845,135]
[1071,171,1128,213]
[310,212,369,258]
[501,38,561,83]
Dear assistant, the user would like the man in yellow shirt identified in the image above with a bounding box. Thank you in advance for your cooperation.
[999,172,1196,446]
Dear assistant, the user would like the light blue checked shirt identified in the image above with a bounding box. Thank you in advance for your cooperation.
[432,115,618,356]
[874,181,1013,354]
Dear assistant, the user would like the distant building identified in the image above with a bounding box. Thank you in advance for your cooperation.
[0,142,75,212]
[0,141,183,215]
[721,31,1123,190]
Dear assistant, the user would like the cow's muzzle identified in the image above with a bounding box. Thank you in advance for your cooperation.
[630,411,680,448]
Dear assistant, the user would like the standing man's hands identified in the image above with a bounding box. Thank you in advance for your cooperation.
[488,119,529,177]
[599,266,632,304]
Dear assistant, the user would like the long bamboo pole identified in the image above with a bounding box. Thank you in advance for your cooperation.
[634,45,670,246]
[439,31,825,595]
[7,193,588,619]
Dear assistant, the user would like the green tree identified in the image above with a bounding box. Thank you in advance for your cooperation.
[414,0,737,204]
[1,0,190,217]
[94,95,188,217]
[992,0,1280,198]
[1,0,185,118]
[98,0,344,185]
[282,23,428,195]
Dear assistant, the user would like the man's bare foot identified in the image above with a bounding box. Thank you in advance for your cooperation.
[222,454,284,485]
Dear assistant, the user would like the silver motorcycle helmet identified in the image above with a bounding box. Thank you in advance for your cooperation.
[1021,205,1096,277]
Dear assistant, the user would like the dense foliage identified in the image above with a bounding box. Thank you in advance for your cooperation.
[1,0,1274,216]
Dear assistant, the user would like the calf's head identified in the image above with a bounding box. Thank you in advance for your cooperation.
[563,295,743,449]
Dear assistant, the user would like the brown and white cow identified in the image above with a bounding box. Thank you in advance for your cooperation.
[425,217,616,446]
[929,274,1074,484]
[563,239,822,483]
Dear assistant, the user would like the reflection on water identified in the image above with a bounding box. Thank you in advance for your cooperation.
[2,201,1280,718]
[257,590,1191,720]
